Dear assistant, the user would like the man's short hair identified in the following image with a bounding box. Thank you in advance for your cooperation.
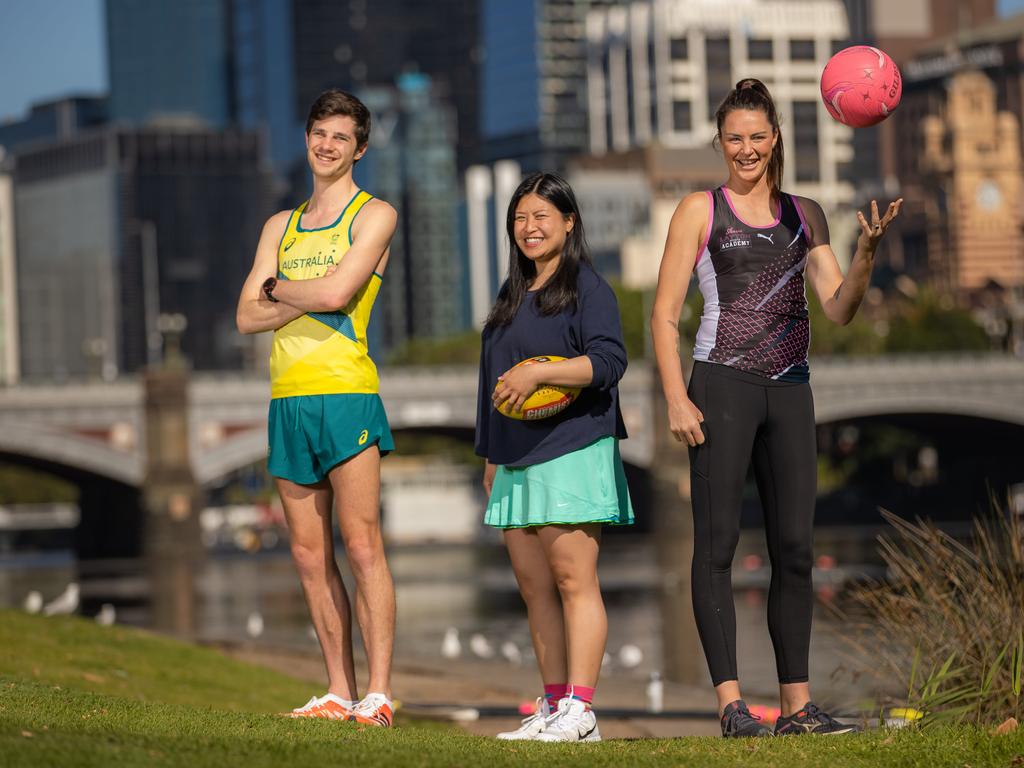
[305,89,371,148]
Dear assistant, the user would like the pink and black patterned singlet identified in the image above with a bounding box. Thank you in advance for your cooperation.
[692,186,812,382]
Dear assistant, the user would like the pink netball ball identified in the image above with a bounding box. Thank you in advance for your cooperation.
[820,45,902,128]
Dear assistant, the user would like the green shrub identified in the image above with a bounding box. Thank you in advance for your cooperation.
[848,506,1023,726]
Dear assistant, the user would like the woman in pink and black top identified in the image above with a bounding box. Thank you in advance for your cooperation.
[651,78,902,738]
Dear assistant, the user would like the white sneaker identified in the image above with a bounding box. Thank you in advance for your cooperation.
[283,692,355,719]
[285,694,322,717]
[496,697,551,740]
[535,697,601,742]
[348,692,394,727]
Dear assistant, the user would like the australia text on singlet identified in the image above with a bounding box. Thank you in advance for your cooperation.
[270,190,382,399]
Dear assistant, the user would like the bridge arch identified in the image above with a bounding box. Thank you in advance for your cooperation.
[0,449,143,559]
[1,355,1020,493]
[0,422,142,486]
[813,410,1024,525]
[810,354,1024,428]
[199,421,656,487]
[815,396,1024,429]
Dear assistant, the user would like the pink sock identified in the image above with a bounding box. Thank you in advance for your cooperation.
[543,683,567,708]
[567,684,595,705]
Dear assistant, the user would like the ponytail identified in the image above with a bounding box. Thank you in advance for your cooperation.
[714,78,784,195]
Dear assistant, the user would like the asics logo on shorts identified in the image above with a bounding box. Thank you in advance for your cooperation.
[358,429,369,445]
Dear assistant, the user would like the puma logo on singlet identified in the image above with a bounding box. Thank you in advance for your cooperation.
[756,233,775,244]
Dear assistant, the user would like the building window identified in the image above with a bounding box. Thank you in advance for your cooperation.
[673,100,692,131]
[602,47,613,150]
[670,37,688,60]
[705,36,732,118]
[790,39,816,61]
[748,38,773,60]
[793,101,820,182]
[626,49,635,138]
[902,232,927,277]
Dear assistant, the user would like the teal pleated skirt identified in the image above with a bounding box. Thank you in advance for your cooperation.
[484,436,635,529]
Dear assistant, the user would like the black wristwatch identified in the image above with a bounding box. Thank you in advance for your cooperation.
[262,276,279,303]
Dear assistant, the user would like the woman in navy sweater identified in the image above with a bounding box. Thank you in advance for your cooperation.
[475,172,633,743]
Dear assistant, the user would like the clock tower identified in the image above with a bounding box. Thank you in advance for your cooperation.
[919,71,1023,292]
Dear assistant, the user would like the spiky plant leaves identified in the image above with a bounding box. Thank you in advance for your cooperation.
[845,502,1024,726]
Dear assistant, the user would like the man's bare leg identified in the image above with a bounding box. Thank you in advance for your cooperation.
[330,445,395,696]
[277,477,358,699]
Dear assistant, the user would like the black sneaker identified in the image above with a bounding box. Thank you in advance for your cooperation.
[774,702,860,735]
[720,699,772,737]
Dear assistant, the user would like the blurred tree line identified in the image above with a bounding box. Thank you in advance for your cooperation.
[611,281,990,361]
[0,464,78,504]
[385,281,990,367]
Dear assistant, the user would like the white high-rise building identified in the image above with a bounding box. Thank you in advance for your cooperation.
[586,0,855,210]
[481,0,630,171]
[464,160,522,329]
[0,152,19,386]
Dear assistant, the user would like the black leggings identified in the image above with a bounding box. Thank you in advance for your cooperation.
[687,361,816,685]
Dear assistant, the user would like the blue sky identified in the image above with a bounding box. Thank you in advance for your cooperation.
[0,0,105,123]
[2,0,1024,124]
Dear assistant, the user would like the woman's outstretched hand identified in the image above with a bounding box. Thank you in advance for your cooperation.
[856,198,903,252]
[668,397,705,447]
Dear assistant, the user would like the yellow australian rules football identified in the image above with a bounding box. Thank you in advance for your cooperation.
[495,355,582,421]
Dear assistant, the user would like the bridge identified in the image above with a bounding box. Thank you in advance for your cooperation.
[0,354,1021,487]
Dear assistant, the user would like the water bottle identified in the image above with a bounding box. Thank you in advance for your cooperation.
[646,670,664,713]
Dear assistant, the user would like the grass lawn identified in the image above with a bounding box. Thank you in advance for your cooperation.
[2,610,1023,767]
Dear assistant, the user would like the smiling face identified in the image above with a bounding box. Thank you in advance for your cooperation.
[513,193,574,269]
[305,115,366,180]
[720,108,778,185]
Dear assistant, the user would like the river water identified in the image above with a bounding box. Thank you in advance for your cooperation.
[0,524,895,703]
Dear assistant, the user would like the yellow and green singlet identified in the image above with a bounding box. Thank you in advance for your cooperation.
[269,190,382,399]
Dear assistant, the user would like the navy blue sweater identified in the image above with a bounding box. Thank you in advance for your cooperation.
[475,264,628,467]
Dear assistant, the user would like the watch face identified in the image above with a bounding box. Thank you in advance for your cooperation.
[976,180,1002,211]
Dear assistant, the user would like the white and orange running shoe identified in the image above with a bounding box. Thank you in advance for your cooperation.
[347,692,394,727]
[285,693,355,720]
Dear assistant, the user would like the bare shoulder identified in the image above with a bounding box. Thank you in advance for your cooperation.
[359,197,398,227]
[262,208,293,239]
[671,191,712,224]
[678,190,711,215]
[349,198,397,246]
[670,190,712,234]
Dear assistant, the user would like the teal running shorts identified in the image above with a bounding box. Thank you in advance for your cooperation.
[268,393,394,485]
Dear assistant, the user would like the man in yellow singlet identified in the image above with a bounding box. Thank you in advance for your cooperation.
[236,90,397,727]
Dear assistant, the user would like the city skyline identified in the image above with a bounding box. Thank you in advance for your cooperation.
[5,0,1024,124]
[1,0,1020,381]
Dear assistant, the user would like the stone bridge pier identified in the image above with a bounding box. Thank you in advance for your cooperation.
[646,367,704,685]
[142,356,204,636]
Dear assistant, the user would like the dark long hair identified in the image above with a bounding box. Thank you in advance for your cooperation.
[714,78,784,196]
[484,172,591,329]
